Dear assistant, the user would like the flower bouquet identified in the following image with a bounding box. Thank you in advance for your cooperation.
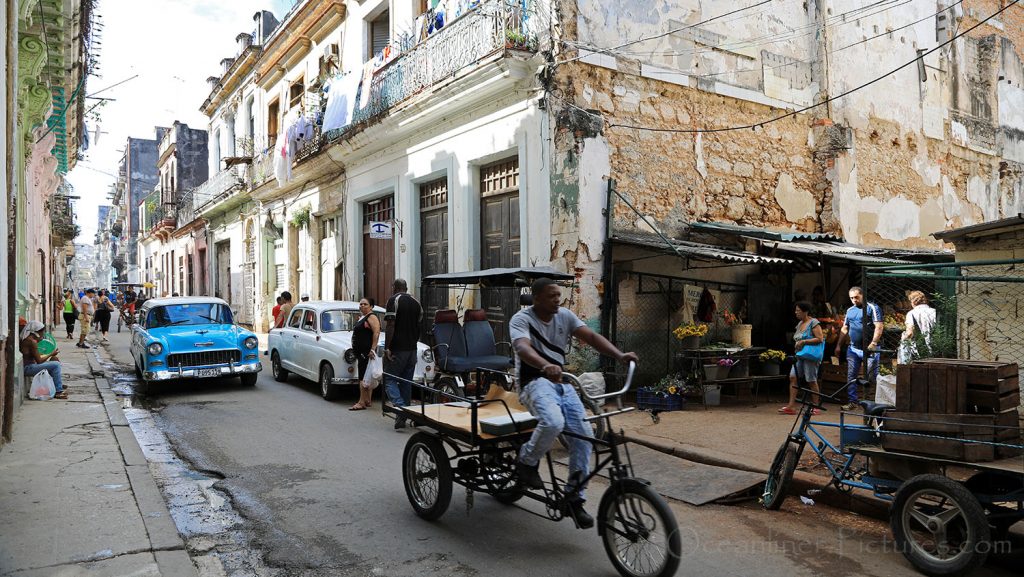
[673,321,708,349]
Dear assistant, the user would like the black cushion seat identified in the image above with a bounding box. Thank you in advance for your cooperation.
[858,401,895,417]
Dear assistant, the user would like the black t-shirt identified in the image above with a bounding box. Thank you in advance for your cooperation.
[385,292,422,351]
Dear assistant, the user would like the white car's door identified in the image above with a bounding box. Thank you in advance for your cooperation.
[296,309,320,379]
[279,307,304,374]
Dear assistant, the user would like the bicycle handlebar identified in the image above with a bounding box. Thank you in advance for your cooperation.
[562,360,636,402]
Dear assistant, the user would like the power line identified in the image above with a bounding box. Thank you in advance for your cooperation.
[662,0,963,83]
[553,0,775,66]
[592,0,1018,135]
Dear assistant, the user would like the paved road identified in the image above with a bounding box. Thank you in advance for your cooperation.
[100,329,1021,577]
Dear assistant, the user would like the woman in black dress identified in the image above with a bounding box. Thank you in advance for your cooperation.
[95,289,116,342]
[350,298,381,410]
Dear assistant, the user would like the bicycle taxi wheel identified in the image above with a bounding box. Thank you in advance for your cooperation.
[762,440,800,510]
[402,432,453,520]
[599,482,681,577]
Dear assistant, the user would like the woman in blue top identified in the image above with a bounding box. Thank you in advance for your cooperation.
[778,301,824,415]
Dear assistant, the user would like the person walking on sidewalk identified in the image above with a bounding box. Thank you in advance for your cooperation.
[383,279,422,429]
[21,321,67,399]
[94,289,115,342]
[61,290,77,339]
[77,288,96,349]
[350,297,381,411]
[835,286,883,410]
[510,278,638,529]
[275,292,294,328]
[778,301,824,415]
[271,296,283,328]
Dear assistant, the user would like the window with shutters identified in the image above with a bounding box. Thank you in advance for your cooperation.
[267,98,280,146]
[368,11,390,61]
[289,77,304,110]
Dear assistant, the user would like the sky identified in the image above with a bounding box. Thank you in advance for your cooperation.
[65,0,296,243]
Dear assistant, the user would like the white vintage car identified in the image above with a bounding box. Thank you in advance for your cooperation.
[267,300,435,400]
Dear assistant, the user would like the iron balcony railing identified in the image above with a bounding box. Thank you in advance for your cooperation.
[193,166,245,212]
[346,0,538,128]
[177,190,195,224]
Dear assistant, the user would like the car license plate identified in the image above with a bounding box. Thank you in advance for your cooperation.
[197,368,221,378]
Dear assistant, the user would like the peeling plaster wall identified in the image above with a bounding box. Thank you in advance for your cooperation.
[559,0,1024,253]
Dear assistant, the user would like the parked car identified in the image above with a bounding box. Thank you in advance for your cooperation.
[267,300,435,400]
[131,297,262,388]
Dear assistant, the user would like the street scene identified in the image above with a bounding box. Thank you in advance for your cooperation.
[2,1,1024,576]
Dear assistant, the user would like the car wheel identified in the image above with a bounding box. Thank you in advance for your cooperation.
[271,351,289,382]
[240,373,257,387]
[320,363,340,401]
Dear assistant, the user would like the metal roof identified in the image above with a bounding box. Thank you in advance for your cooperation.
[612,231,792,265]
[760,240,922,264]
[932,214,1024,241]
[423,267,574,286]
[688,221,844,242]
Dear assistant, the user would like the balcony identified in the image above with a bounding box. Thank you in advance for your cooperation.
[193,166,245,213]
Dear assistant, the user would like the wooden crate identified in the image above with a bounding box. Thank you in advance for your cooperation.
[995,409,1023,459]
[895,364,966,414]
[881,412,996,462]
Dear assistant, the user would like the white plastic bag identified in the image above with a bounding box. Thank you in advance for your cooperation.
[875,374,897,406]
[29,370,56,400]
[578,372,607,407]
[362,355,382,390]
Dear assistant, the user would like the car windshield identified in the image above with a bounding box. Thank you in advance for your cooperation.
[320,310,376,333]
[147,303,233,328]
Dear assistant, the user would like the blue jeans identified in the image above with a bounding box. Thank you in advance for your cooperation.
[384,349,417,407]
[846,347,879,403]
[518,378,592,499]
[25,362,64,393]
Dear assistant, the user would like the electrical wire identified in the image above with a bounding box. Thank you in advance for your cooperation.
[553,0,775,66]
[581,0,1019,135]
[663,0,964,83]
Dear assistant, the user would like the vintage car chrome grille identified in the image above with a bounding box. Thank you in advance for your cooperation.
[166,349,241,368]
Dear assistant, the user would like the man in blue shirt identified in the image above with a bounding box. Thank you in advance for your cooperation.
[835,286,883,410]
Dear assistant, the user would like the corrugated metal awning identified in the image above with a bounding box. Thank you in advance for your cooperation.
[689,221,844,242]
[761,240,921,264]
[612,231,792,265]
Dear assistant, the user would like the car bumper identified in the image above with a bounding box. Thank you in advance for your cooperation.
[331,375,429,385]
[144,362,262,381]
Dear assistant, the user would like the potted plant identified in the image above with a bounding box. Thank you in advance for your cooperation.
[721,307,752,347]
[759,349,786,376]
[636,374,686,411]
[716,357,736,380]
[673,321,708,350]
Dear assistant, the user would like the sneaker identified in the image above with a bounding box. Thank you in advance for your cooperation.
[567,498,594,529]
[76,343,87,349]
[841,403,858,411]
[394,416,407,430]
[515,460,544,489]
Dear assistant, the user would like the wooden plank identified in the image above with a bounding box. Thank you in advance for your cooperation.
[966,376,1019,395]
[885,412,996,435]
[965,390,1021,413]
[910,366,930,413]
[881,432,994,461]
[896,365,912,412]
[928,366,947,414]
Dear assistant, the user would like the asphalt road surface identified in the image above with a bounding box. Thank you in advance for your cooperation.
[100,329,1021,577]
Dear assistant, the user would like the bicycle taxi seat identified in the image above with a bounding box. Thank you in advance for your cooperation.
[857,400,894,417]
[431,309,513,373]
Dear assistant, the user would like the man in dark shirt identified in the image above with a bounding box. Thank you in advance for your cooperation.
[384,279,422,429]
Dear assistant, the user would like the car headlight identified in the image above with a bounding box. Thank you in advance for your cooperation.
[344,348,357,363]
[421,349,434,363]
[147,342,163,356]
[244,336,258,349]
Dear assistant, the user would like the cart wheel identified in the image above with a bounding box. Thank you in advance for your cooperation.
[891,474,990,577]
[762,441,800,510]
[599,481,681,577]
[435,376,464,402]
[319,364,339,401]
[271,351,289,382]
[402,433,452,520]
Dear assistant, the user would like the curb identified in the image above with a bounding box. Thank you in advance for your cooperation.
[622,432,890,521]
[85,351,198,577]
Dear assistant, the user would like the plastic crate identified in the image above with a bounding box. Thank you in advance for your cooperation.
[636,389,684,411]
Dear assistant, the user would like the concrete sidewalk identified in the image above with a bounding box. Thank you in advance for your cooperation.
[0,338,196,577]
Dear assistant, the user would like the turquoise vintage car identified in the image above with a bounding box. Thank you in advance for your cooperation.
[131,297,262,386]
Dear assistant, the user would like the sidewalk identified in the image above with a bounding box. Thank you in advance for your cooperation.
[0,338,196,577]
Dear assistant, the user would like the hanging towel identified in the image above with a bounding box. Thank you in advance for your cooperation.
[322,73,360,132]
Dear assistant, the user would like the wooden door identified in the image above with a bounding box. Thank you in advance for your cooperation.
[420,177,448,338]
[479,158,521,341]
[363,196,395,306]
[215,241,231,304]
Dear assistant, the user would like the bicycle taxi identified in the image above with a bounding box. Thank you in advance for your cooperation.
[384,267,681,577]
[764,383,1024,577]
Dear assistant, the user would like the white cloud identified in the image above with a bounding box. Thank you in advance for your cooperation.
[66,0,281,240]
